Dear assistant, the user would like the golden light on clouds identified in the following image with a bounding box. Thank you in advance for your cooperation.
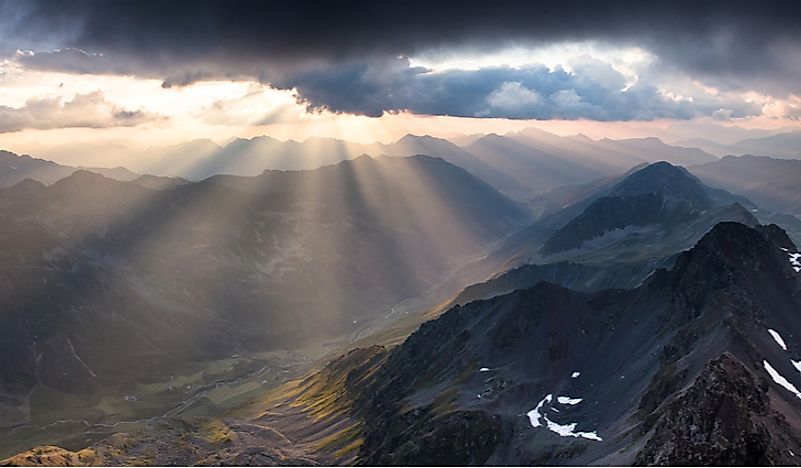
[2,44,801,160]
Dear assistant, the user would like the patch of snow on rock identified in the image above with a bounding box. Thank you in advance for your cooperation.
[764,360,801,399]
[526,394,552,428]
[788,252,801,272]
[557,396,583,405]
[769,328,788,351]
[527,393,601,441]
[543,416,603,441]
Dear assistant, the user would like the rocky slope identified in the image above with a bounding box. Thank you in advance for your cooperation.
[6,221,801,465]
[294,222,801,465]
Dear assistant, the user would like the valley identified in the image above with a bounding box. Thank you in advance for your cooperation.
[2,135,801,465]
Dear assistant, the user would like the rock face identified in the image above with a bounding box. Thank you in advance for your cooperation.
[636,354,797,466]
[291,221,801,465]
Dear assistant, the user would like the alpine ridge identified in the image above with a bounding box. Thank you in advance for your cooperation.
[266,222,801,465]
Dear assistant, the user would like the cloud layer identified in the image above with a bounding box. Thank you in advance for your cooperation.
[2,0,800,121]
[0,91,163,133]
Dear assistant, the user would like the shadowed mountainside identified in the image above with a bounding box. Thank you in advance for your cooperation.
[0,154,528,444]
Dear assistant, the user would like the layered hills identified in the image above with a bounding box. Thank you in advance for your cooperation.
[0,154,527,440]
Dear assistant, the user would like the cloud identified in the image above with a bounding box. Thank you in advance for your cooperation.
[198,88,303,126]
[275,56,758,121]
[0,91,164,132]
[2,0,800,120]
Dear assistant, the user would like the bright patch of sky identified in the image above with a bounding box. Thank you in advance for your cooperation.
[409,42,653,84]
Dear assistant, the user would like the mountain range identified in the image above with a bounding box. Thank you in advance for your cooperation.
[0,154,527,456]
[15,131,719,204]
[0,150,140,188]
[681,130,801,159]
[3,137,801,466]
[691,155,801,218]
[8,221,800,465]
[283,221,801,465]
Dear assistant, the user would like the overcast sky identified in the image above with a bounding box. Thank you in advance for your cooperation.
[1,0,800,149]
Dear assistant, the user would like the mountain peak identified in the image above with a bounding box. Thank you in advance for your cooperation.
[663,222,799,306]
[54,169,111,185]
[609,161,713,209]
[396,134,441,144]
[691,221,796,261]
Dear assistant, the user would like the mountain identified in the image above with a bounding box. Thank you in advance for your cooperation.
[676,131,801,159]
[28,222,801,465]
[21,131,718,203]
[80,134,532,200]
[592,136,719,167]
[0,155,528,448]
[727,131,801,159]
[541,162,715,255]
[465,133,604,193]
[524,163,649,218]
[0,150,139,188]
[383,135,528,197]
[505,129,718,175]
[673,137,735,157]
[691,155,801,217]
[129,174,190,190]
[496,161,753,266]
[273,222,801,465]
[328,161,762,356]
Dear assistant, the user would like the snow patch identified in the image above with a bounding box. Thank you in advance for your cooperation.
[543,416,603,441]
[526,394,552,428]
[788,252,801,272]
[769,328,788,351]
[479,367,491,372]
[526,392,601,441]
[571,371,581,378]
[764,360,801,398]
[793,360,801,374]
[557,396,583,405]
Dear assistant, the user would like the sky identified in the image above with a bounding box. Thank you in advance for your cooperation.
[1,0,801,153]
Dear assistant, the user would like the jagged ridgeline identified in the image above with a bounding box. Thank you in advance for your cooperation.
[261,222,801,465]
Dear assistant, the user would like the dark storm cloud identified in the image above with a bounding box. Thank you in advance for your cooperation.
[277,58,707,120]
[3,0,800,119]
